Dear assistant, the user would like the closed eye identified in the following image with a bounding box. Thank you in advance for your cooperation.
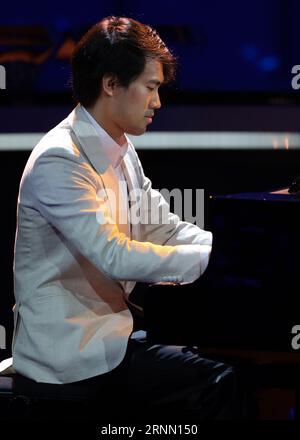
[147,86,155,91]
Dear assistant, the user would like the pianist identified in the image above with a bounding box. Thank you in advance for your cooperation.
[12,16,243,420]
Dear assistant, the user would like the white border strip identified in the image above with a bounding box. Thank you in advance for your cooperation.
[129,132,300,149]
[0,132,300,151]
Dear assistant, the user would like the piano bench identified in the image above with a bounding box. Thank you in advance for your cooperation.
[0,358,99,421]
[0,373,96,420]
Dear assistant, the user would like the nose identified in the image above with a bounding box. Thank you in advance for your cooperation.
[151,90,161,110]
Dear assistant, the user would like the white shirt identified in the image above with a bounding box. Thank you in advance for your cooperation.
[82,106,131,238]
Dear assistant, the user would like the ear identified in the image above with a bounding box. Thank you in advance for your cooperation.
[102,74,120,97]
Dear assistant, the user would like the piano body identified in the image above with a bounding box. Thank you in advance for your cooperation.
[200,188,300,350]
[143,187,300,418]
[146,188,299,348]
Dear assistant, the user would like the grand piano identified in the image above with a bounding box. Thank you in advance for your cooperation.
[199,187,300,350]
[141,187,300,418]
[145,187,299,349]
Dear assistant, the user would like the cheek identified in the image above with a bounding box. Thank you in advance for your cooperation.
[116,100,135,122]
[128,89,148,110]
[117,107,141,129]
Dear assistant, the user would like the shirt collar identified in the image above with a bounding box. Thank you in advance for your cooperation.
[82,105,129,169]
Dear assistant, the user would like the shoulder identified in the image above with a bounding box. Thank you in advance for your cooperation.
[21,118,98,191]
[24,114,85,176]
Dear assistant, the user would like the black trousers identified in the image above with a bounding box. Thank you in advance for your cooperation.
[78,330,249,421]
[78,250,258,422]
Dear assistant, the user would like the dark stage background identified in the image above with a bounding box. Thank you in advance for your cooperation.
[1,0,300,381]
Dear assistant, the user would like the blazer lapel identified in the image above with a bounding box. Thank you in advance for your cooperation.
[68,105,130,237]
[68,104,110,174]
[122,154,141,241]
[68,105,138,294]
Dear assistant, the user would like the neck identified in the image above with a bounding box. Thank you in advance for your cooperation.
[85,102,126,146]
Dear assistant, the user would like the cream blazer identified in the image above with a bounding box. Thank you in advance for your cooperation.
[12,105,212,383]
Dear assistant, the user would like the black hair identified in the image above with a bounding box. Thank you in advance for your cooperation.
[71,16,177,107]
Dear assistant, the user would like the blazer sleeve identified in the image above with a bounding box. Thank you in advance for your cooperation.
[30,147,205,284]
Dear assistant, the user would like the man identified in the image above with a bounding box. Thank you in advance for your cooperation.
[12,16,241,419]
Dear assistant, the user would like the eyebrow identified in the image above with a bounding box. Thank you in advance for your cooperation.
[147,79,162,86]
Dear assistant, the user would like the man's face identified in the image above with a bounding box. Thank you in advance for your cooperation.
[110,58,163,138]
